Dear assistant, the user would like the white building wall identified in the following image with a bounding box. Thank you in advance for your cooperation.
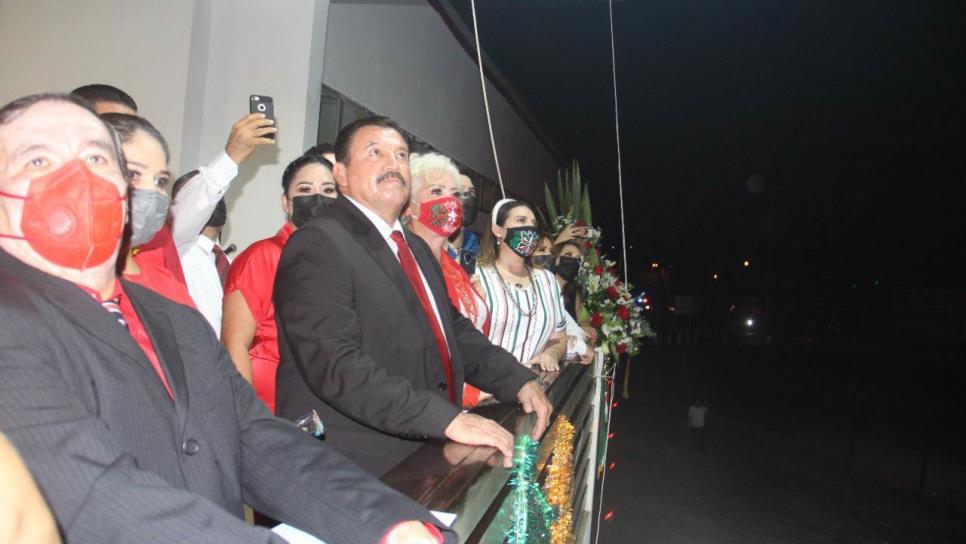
[0,0,556,250]
[323,1,561,206]
[0,0,330,251]
[0,0,196,171]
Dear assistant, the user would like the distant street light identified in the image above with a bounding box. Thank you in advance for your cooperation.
[743,259,750,267]
[712,273,719,280]
[650,262,659,269]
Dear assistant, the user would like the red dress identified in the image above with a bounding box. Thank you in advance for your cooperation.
[223,223,294,412]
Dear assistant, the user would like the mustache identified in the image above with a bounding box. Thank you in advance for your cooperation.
[376,171,406,185]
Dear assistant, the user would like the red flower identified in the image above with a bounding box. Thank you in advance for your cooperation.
[575,219,588,227]
[617,306,630,320]
[617,343,627,354]
[593,265,604,276]
[584,241,593,250]
[607,286,620,300]
[591,313,604,328]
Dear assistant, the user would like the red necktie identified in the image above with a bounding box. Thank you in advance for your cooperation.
[390,230,455,403]
[212,244,230,286]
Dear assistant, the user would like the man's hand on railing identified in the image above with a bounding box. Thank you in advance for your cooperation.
[382,521,444,544]
[517,380,552,440]
[444,413,514,468]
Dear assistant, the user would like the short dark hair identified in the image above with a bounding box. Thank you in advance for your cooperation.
[71,84,138,113]
[100,113,170,164]
[333,116,406,166]
[282,154,333,193]
[0,92,124,169]
[303,142,335,158]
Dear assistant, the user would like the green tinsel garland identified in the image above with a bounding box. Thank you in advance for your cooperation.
[506,435,555,543]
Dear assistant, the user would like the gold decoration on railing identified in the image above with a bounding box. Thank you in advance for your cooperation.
[544,415,576,544]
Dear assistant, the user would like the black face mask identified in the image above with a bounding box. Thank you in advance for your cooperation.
[291,194,336,228]
[206,199,227,228]
[556,256,581,281]
[460,194,479,226]
[530,254,554,270]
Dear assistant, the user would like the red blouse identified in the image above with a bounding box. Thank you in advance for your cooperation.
[132,223,186,286]
[224,224,293,409]
[124,260,197,310]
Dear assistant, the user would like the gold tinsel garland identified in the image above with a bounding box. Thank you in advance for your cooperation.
[543,415,576,544]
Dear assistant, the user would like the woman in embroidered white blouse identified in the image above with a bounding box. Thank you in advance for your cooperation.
[473,198,567,372]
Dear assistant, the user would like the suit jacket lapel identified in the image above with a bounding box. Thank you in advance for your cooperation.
[334,197,431,324]
[123,281,191,415]
[0,249,159,381]
[406,231,465,373]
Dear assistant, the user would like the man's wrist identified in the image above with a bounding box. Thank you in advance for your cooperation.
[380,521,445,544]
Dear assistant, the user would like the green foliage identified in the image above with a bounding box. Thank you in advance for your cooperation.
[544,159,592,228]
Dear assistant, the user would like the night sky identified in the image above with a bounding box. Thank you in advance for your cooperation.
[452,1,966,296]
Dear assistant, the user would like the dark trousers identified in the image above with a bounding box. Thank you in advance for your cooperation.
[690,426,706,452]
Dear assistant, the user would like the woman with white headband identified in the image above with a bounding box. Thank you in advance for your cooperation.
[474,198,567,379]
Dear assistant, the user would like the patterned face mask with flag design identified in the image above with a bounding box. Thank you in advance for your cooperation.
[417,195,462,237]
[503,226,540,259]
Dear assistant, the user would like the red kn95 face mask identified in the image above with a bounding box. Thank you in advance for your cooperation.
[416,195,463,237]
[0,159,125,270]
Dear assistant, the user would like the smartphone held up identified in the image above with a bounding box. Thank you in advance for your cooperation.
[249,94,275,140]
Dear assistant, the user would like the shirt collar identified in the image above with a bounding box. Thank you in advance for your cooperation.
[344,194,404,242]
[74,277,122,303]
[195,235,216,254]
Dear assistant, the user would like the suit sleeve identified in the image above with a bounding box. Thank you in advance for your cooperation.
[275,226,461,440]
[447,290,537,403]
[0,338,286,544]
[409,236,536,405]
[200,316,457,544]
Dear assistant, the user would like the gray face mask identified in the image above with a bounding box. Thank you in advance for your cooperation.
[129,188,170,246]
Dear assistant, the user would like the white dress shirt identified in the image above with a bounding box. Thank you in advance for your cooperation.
[344,195,449,351]
[170,150,238,337]
[171,151,238,257]
[181,235,226,337]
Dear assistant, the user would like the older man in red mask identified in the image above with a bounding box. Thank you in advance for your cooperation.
[0,93,450,544]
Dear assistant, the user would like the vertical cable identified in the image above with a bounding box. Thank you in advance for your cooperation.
[595,3,628,543]
[594,362,618,544]
[470,0,506,198]
[608,0,629,282]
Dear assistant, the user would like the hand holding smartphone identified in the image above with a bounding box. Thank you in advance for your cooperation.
[249,94,275,140]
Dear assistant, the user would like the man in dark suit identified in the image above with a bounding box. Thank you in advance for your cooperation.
[0,94,450,543]
[274,117,552,476]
